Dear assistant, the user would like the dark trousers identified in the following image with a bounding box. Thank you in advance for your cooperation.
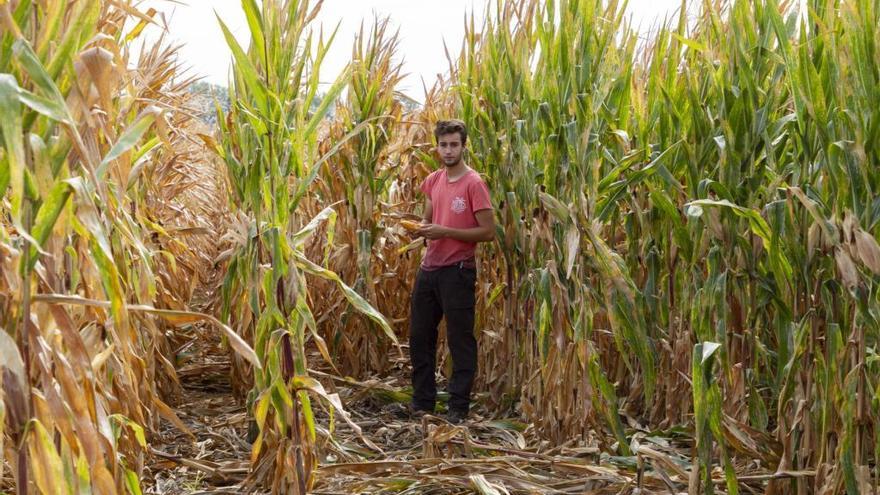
[409,264,477,413]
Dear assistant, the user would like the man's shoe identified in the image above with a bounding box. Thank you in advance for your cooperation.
[409,404,434,419]
[446,409,467,424]
[383,403,410,419]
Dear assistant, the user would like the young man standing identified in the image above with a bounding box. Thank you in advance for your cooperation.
[409,120,495,424]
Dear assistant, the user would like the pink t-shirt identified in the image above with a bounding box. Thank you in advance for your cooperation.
[419,168,493,270]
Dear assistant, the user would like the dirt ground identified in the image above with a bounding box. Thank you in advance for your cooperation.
[141,324,692,495]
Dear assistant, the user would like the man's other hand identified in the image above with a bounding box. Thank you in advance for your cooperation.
[418,223,448,240]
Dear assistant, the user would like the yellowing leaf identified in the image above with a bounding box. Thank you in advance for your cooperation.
[28,420,68,495]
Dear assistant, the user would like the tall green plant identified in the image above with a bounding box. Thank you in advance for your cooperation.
[441,0,880,488]
[317,17,405,374]
[0,2,246,493]
[214,1,395,492]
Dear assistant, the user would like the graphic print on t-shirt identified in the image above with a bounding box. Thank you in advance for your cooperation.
[451,196,467,214]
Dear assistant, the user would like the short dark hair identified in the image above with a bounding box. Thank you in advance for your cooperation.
[434,119,467,145]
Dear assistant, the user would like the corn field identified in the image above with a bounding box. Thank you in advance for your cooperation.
[1,0,879,493]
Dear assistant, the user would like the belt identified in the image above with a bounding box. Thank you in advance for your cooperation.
[420,259,477,271]
[456,259,477,269]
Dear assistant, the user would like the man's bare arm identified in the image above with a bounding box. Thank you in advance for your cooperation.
[422,198,433,223]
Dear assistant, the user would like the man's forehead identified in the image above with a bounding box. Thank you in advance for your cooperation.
[438,134,462,144]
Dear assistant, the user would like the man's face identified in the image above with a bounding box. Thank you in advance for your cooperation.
[437,133,464,167]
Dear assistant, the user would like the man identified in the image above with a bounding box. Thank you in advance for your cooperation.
[409,119,495,424]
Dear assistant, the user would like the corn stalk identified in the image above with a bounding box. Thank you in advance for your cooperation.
[214,1,395,492]
[314,17,406,375]
[435,0,880,489]
[0,1,241,493]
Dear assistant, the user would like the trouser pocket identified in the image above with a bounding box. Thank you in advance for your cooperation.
[441,266,476,309]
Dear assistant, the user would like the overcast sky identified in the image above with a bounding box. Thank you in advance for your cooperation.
[137,0,683,100]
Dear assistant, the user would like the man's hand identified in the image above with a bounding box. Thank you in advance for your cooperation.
[418,223,448,240]
[417,211,496,243]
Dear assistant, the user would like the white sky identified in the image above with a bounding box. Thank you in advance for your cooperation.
[137,0,683,101]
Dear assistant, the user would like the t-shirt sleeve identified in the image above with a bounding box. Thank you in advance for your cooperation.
[419,172,436,199]
[469,177,492,212]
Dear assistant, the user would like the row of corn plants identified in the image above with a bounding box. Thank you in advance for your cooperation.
[212,0,396,492]
[443,0,880,492]
[312,17,407,377]
[0,0,245,493]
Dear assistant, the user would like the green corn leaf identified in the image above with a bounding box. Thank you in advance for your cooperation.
[0,74,25,223]
[293,251,397,347]
[96,112,157,180]
[24,180,72,272]
[217,14,268,114]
